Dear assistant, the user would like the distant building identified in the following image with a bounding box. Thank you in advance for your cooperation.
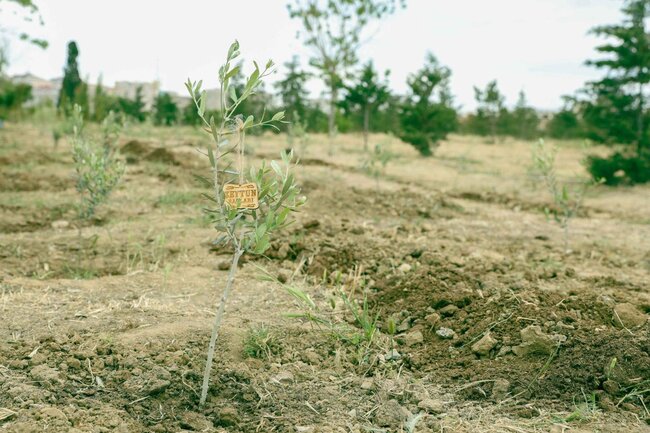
[10,73,60,106]
[112,80,160,111]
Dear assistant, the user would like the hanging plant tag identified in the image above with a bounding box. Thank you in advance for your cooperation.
[223,182,259,209]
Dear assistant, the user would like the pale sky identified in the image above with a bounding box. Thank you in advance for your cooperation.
[3,0,622,111]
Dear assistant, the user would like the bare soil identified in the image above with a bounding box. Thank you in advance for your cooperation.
[0,123,649,432]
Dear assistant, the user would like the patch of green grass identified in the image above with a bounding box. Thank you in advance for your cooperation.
[155,191,195,207]
[243,325,281,360]
[62,266,98,280]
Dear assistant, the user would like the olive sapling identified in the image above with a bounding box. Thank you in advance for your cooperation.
[532,139,590,253]
[71,105,125,221]
[185,41,305,407]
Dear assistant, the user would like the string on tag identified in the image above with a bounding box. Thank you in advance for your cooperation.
[238,118,245,185]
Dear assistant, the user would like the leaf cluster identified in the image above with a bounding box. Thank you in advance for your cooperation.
[185,41,305,256]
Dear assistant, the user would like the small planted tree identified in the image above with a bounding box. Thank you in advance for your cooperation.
[341,61,390,150]
[361,142,394,187]
[184,41,305,407]
[532,139,591,253]
[71,105,125,221]
[399,53,457,156]
[473,80,505,143]
[287,111,310,156]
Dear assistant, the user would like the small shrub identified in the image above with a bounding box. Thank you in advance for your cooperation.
[71,105,125,220]
[360,142,394,185]
[287,111,309,156]
[532,139,591,253]
[586,152,650,185]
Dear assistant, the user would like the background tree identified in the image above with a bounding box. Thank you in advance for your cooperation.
[0,0,48,49]
[581,0,650,156]
[399,53,457,156]
[153,92,178,126]
[0,80,31,119]
[546,96,584,139]
[92,76,114,122]
[288,0,404,139]
[57,41,83,115]
[275,55,311,125]
[473,80,505,143]
[509,90,539,140]
[340,61,390,149]
[117,86,146,122]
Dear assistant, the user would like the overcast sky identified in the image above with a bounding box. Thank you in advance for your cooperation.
[3,0,622,111]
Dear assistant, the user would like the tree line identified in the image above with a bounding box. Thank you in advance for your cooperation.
[1,0,649,184]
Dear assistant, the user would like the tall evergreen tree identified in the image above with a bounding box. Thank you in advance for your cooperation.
[399,53,457,156]
[57,41,82,115]
[583,0,650,156]
[341,61,390,149]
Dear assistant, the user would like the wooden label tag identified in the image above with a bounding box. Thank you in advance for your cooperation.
[223,182,259,209]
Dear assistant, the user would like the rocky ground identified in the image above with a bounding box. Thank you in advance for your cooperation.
[1,123,649,432]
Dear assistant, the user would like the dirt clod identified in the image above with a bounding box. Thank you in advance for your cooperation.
[613,303,648,328]
[417,398,445,414]
[512,325,556,357]
[180,412,213,431]
[375,399,411,427]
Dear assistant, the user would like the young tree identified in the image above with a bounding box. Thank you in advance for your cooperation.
[510,90,539,140]
[275,55,311,123]
[287,0,404,138]
[153,92,178,126]
[341,61,390,149]
[93,76,112,122]
[399,53,457,156]
[57,41,83,115]
[582,0,650,156]
[474,80,505,143]
[547,96,584,139]
[185,41,305,407]
[0,80,31,119]
[118,86,146,122]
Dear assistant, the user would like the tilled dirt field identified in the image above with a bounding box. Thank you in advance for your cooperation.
[1,123,649,432]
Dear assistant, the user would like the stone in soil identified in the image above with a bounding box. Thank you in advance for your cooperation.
[512,325,557,357]
[404,330,424,346]
[471,332,498,356]
[436,327,456,339]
